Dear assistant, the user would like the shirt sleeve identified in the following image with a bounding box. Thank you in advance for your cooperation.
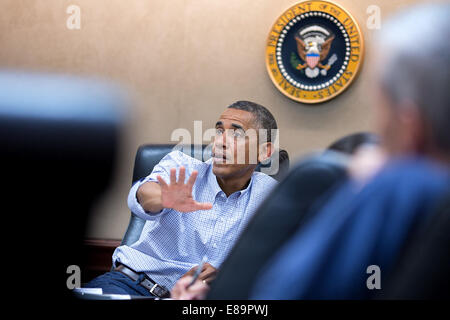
[127,150,188,221]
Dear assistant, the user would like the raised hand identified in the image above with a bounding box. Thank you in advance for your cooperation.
[156,166,213,213]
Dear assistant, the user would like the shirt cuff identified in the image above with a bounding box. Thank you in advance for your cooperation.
[127,178,167,221]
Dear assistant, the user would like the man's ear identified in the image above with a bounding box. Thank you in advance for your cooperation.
[398,102,426,154]
[258,142,274,163]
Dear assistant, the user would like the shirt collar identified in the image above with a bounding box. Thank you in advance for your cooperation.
[206,159,255,200]
[207,161,223,198]
[238,174,254,197]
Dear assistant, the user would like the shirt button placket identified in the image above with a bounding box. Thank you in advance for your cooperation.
[210,195,225,258]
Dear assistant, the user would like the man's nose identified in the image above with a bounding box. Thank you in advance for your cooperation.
[214,130,230,149]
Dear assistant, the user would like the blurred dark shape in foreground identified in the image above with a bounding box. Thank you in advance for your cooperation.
[0,71,126,302]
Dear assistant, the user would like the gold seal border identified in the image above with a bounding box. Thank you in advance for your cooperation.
[265,0,364,104]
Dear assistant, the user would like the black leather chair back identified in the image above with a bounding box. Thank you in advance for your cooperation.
[121,144,289,246]
[207,150,349,299]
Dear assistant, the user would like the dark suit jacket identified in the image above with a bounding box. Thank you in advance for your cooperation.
[250,157,450,299]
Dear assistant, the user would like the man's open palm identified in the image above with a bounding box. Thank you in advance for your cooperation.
[157,166,213,212]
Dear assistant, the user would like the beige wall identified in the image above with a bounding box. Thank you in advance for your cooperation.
[0,0,423,239]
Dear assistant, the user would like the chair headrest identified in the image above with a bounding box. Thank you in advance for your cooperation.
[286,150,350,189]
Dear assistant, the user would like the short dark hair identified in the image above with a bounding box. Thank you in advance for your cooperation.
[327,132,379,155]
[227,100,278,143]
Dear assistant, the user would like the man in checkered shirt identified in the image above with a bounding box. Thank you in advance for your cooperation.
[84,101,279,297]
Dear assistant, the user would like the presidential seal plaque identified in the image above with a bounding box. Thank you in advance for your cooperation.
[266,1,364,103]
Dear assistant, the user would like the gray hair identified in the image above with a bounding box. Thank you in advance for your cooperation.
[227,100,278,143]
[375,3,450,150]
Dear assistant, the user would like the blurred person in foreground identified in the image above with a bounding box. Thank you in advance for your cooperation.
[172,3,450,299]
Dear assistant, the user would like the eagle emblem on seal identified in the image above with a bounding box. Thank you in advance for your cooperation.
[292,25,338,78]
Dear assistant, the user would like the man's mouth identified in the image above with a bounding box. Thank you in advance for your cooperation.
[212,152,229,163]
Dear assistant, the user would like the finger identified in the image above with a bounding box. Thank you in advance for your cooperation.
[199,271,214,282]
[199,269,217,282]
[172,276,196,300]
[156,175,169,189]
[199,264,215,276]
[203,271,217,283]
[178,166,186,185]
[171,276,191,299]
[201,262,212,271]
[193,201,213,211]
[199,264,215,274]
[180,200,213,213]
[170,168,177,185]
[178,276,194,287]
[185,280,210,300]
[186,170,198,189]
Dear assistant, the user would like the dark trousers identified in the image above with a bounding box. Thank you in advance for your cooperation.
[84,271,155,297]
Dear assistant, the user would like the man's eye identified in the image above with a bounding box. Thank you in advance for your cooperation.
[233,130,245,138]
[215,128,224,135]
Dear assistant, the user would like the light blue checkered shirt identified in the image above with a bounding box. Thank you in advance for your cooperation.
[112,150,277,290]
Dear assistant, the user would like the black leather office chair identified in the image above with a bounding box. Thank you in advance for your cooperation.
[120,144,290,246]
[207,150,350,299]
